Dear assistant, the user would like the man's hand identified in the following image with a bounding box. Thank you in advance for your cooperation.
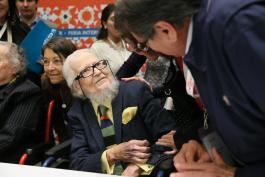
[170,148,236,177]
[122,164,142,177]
[106,140,150,165]
[173,140,210,164]
[156,130,177,155]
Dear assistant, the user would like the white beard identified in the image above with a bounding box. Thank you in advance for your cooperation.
[86,79,120,104]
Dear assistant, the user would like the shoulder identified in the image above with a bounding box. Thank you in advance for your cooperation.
[39,18,57,28]
[11,21,30,44]
[199,0,264,25]
[224,1,265,30]
[4,77,42,105]
[119,80,151,95]
[68,98,91,117]
[14,77,40,93]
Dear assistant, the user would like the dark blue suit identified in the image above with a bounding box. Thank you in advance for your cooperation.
[68,80,177,173]
[185,0,265,176]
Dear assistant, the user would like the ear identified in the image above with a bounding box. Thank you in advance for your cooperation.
[12,66,19,75]
[153,21,178,43]
[72,80,81,91]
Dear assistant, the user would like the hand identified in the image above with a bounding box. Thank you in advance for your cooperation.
[170,148,236,177]
[121,77,153,92]
[156,130,177,155]
[122,164,142,177]
[173,140,210,165]
[106,140,150,165]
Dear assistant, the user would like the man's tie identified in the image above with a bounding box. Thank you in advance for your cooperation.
[177,57,205,111]
[98,105,123,175]
[98,105,116,147]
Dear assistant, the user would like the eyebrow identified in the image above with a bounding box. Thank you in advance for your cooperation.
[43,56,61,60]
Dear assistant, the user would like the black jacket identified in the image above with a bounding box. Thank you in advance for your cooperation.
[117,53,203,149]
[0,76,43,163]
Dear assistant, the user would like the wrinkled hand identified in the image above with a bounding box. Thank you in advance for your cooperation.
[173,140,210,164]
[107,140,150,165]
[170,148,236,177]
[122,164,142,177]
[122,77,153,92]
[156,130,177,155]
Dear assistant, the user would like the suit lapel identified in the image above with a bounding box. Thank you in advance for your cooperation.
[112,88,123,144]
[82,99,105,149]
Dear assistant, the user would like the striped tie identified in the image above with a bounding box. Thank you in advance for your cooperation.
[98,105,116,148]
[98,105,123,175]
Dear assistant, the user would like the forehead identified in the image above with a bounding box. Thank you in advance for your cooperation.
[44,48,59,57]
[71,52,99,72]
[0,0,8,4]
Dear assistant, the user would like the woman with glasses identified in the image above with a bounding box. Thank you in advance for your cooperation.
[41,36,76,143]
[89,4,132,75]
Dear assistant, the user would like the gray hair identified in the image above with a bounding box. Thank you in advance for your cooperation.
[0,41,26,76]
[115,0,201,39]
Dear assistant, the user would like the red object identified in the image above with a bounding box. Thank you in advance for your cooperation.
[19,154,28,165]
[177,57,204,111]
[45,100,55,143]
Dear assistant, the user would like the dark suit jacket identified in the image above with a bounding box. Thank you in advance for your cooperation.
[117,55,203,149]
[68,80,177,173]
[0,76,43,163]
[185,0,265,176]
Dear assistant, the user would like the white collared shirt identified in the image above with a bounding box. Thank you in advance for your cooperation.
[183,18,200,98]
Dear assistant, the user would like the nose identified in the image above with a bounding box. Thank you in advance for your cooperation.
[46,62,56,71]
[92,67,102,76]
[23,0,28,6]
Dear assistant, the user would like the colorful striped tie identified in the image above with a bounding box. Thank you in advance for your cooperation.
[98,105,123,175]
[98,105,116,148]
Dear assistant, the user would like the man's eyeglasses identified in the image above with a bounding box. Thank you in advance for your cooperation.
[75,60,108,80]
[124,37,149,52]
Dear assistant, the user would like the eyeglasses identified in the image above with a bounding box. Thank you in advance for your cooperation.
[17,0,36,3]
[123,37,149,52]
[136,41,149,52]
[17,0,36,2]
[75,60,108,80]
[41,57,63,67]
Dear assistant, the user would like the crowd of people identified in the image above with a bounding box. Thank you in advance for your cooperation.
[0,0,264,177]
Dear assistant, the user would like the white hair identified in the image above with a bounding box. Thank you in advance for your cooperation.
[0,41,26,76]
[62,49,119,101]
[63,49,89,98]
[86,79,119,104]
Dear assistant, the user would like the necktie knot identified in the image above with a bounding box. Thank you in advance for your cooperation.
[98,105,108,117]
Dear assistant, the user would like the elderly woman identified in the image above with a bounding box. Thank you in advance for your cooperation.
[0,0,29,44]
[0,41,42,163]
[41,37,76,143]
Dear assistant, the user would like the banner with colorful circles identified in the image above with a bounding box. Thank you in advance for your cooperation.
[38,0,115,48]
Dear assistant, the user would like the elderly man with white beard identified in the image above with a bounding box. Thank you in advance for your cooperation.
[63,49,178,176]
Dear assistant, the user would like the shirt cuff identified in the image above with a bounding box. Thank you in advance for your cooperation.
[101,150,115,174]
[136,163,154,175]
